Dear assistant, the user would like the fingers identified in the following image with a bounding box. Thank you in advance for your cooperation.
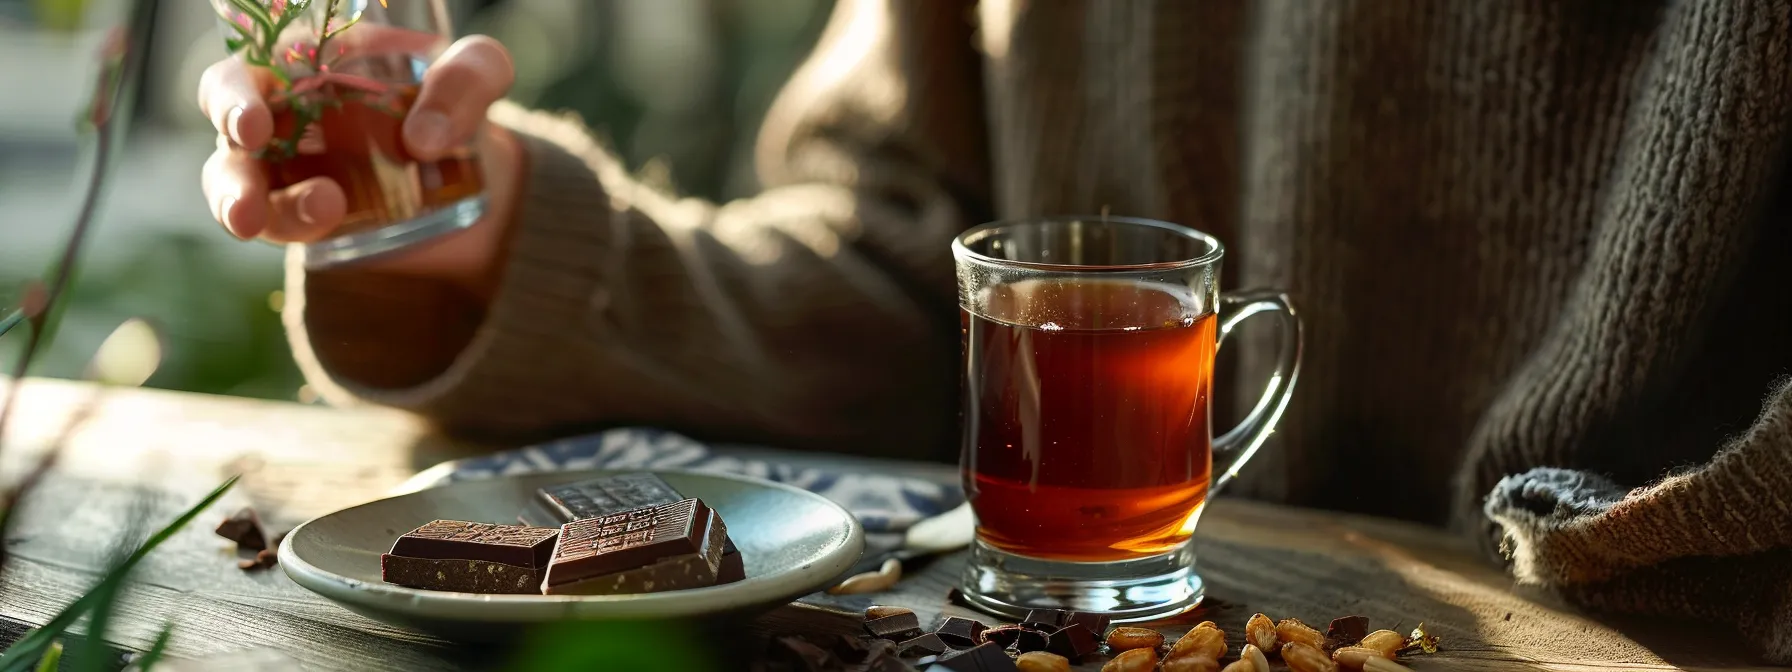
[266,178,348,243]
[404,35,514,161]
[197,58,274,150]
[203,146,346,243]
[203,145,268,239]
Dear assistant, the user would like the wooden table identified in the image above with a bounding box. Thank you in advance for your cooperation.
[0,377,1778,671]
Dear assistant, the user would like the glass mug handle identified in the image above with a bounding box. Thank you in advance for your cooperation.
[1210,289,1303,495]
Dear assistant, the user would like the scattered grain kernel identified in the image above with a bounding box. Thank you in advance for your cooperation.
[1104,626,1164,651]
[1016,651,1071,672]
[1331,646,1387,670]
[1277,618,1325,650]
[1283,641,1338,672]
[1246,613,1279,653]
[1100,647,1158,672]
[1359,630,1403,658]
[1242,643,1271,672]
[1168,624,1226,661]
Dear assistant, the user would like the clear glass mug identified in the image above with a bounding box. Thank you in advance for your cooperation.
[210,0,485,268]
[954,216,1302,621]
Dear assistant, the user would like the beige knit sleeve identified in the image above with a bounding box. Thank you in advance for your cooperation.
[284,0,990,459]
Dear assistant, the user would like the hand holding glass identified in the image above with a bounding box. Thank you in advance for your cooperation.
[210,0,484,267]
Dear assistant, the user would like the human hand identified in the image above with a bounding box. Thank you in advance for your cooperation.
[198,34,523,294]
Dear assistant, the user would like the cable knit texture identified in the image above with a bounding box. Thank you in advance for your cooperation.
[285,0,1792,659]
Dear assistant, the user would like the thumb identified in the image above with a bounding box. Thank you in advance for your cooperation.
[403,35,514,161]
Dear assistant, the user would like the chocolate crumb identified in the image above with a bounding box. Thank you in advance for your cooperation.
[1324,615,1370,652]
[215,507,267,552]
[238,549,278,571]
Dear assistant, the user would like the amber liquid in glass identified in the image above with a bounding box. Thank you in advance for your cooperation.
[264,84,483,236]
[962,278,1216,562]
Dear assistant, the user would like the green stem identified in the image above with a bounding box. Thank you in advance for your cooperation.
[225,0,274,34]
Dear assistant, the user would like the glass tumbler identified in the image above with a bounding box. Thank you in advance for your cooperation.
[954,216,1302,621]
[211,0,485,268]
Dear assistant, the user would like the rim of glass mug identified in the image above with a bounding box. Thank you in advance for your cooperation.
[951,215,1225,273]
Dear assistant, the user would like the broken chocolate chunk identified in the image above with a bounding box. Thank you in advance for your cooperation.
[1062,611,1111,637]
[932,616,988,648]
[1004,628,1049,654]
[867,606,915,620]
[930,642,1018,672]
[1324,615,1371,652]
[865,612,925,642]
[895,633,948,658]
[215,507,267,552]
[381,520,559,594]
[237,549,277,571]
[541,498,728,595]
[1020,609,1069,630]
[1046,624,1098,660]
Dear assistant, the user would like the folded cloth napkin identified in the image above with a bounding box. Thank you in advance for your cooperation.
[405,427,964,556]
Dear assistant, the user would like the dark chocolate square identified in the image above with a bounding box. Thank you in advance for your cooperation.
[1046,624,1098,659]
[388,520,559,568]
[864,612,924,641]
[1020,609,1070,630]
[1004,628,1049,654]
[380,520,560,594]
[933,616,988,648]
[1062,611,1111,637]
[541,499,728,595]
[522,474,746,579]
[895,633,948,658]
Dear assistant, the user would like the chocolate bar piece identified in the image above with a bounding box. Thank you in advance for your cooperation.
[933,616,988,648]
[522,474,747,584]
[1062,611,1111,637]
[541,498,728,595]
[1004,628,1049,654]
[895,633,948,658]
[522,473,684,526]
[1046,624,1098,659]
[930,642,1017,672]
[1020,609,1069,630]
[380,520,558,594]
[865,612,924,642]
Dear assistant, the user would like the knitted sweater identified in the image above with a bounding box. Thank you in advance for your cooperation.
[283,0,1792,659]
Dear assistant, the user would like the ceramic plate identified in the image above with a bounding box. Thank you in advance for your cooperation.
[279,469,864,635]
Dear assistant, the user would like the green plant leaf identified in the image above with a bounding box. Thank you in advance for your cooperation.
[226,0,275,34]
[0,309,23,340]
[0,477,238,672]
[28,643,58,672]
[128,626,172,672]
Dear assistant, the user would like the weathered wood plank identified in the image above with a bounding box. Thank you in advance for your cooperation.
[0,377,1782,671]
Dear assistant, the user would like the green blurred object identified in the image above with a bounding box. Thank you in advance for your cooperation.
[0,476,239,672]
[505,620,717,672]
[30,0,88,31]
